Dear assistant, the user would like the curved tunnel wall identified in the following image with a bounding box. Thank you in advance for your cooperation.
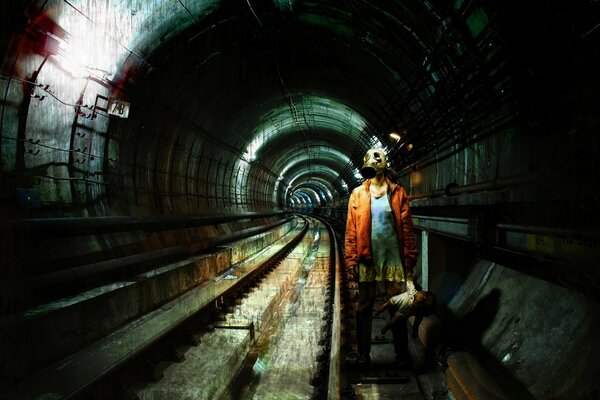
[117,107,282,214]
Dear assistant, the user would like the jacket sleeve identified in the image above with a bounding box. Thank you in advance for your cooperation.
[345,189,358,268]
[399,187,418,272]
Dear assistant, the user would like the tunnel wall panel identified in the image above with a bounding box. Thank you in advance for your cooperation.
[224,159,235,208]
[135,126,159,212]
[182,133,207,213]
[1,50,113,207]
[405,124,522,198]
[183,135,200,212]
[0,75,22,171]
[155,130,176,213]
[206,152,218,209]
[435,256,600,400]
[232,161,244,207]
[216,156,227,209]
[189,139,205,211]
[168,131,186,213]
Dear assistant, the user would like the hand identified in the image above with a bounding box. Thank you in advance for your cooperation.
[347,264,359,281]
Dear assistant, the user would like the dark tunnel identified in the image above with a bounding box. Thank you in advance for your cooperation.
[1,1,600,399]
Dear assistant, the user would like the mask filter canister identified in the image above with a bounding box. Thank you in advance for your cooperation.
[359,164,377,179]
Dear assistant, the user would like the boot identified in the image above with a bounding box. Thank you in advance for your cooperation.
[355,312,372,367]
[390,315,409,367]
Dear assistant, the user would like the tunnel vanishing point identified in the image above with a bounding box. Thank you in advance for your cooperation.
[1,1,600,399]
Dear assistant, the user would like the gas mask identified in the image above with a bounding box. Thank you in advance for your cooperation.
[360,148,387,179]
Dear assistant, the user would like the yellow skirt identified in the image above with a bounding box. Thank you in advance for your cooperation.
[358,262,405,282]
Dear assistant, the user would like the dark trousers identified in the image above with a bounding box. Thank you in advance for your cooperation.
[356,281,408,360]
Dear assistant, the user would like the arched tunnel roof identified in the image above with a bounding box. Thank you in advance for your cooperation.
[1,1,599,213]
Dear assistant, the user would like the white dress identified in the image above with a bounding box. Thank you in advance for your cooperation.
[358,193,405,282]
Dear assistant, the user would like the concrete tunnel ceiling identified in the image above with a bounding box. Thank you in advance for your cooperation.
[112,0,417,211]
[5,0,596,213]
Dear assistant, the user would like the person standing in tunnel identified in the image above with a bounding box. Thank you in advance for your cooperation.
[345,147,418,368]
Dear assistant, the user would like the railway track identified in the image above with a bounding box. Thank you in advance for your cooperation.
[7,215,448,400]
[128,217,339,400]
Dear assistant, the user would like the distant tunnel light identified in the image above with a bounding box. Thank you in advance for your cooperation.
[243,151,255,162]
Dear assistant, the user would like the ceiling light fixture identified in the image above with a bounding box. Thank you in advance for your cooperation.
[389,132,402,142]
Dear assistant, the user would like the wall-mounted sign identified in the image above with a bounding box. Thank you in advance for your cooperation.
[107,98,130,118]
[92,95,130,119]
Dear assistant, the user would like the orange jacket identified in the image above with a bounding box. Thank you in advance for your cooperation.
[345,178,418,273]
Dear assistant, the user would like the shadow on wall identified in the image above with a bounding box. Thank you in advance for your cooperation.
[438,289,503,355]
[439,289,537,400]
[425,233,537,399]
[461,288,502,345]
